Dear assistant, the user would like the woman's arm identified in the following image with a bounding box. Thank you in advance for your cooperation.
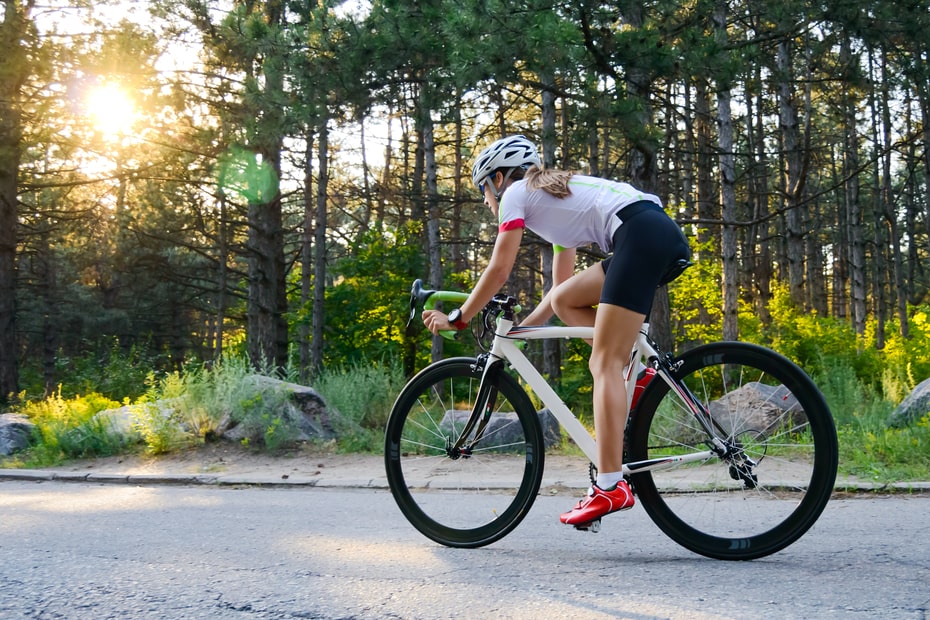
[552,246,576,286]
[423,227,523,335]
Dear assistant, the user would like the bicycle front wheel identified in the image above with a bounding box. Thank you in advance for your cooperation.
[628,342,838,560]
[384,357,545,548]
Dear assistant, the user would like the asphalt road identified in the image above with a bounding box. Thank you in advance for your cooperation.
[1,482,928,619]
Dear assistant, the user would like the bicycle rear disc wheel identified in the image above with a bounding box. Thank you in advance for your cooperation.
[384,357,545,548]
[628,342,838,560]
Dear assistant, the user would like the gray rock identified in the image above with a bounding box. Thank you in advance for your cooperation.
[888,377,930,428]
[440,408,561,450]
[93,404,148,442]
[0,413,37,456]
[707,381,803,437]
[218,375,336,444]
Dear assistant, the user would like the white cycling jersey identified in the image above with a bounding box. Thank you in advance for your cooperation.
[497,175,662,252]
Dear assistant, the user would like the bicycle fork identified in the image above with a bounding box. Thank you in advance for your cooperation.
[446,354,502,459]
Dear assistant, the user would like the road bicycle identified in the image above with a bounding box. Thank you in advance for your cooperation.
[384,277,839,560]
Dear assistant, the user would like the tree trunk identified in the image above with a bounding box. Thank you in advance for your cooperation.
[245,0,288,373]
[806,208,828,314]
[777,36,806,308]
[299,130,315,383]
[540,76,562,381]
[0,0,32,403]
[451,92,465,273]
[358,121,372,234]
[246,186,286,371]
[923,66,930,270]
[376,102,394,231]
[829,132,848,321]
[714,0,738,342]
[214,190,228,361]
[38,223,58,397]
[311,117,329,377]
[868,54,886,349]
[418,91,444,364]
[840,38,867,338]
[746,66,772,324]
[693,78,715,333]
[879,50,908,338]
[619,1,657,192]
[904,98,922,304]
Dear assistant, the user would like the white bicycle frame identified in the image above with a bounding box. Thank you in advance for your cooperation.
[482,314,720,475]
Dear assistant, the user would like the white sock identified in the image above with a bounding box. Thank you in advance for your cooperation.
[596,471,625,490]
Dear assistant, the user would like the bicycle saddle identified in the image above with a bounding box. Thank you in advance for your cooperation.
[659,259,692,286]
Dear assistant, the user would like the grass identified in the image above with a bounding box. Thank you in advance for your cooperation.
[815,361,930,483]
[313,361,406,453]
[2,357,408,468]
[3,356,929,484]
[4,389,128,467]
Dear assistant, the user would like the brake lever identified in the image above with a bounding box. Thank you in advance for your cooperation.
[406,279,458,340]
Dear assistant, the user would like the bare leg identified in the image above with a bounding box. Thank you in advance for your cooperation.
[554,268,644,524]
[589,303,646,474]
[550,263,603,328]
[550,264,645,474]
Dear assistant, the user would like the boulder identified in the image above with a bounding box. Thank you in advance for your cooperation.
[887,377,930,428]
[93,404,149,443]
[0,413,37,456]
[218,375,337,443]
[440,408,561,450]
[706,381,803,437]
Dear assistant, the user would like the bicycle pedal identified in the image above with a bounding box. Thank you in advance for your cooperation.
[573,518,601,533]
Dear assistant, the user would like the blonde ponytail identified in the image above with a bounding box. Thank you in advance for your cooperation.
[524,167,574,198]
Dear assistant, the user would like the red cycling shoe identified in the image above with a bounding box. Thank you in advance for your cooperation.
[559,480,635,525]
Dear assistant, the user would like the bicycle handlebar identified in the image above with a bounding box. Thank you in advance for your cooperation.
[407,279,522,340]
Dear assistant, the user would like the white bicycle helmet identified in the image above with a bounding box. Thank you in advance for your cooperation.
[471,135,541,193]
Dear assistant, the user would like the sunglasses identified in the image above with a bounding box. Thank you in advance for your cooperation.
[479,168,517,198]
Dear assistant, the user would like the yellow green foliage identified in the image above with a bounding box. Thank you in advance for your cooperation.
[668,239,723,344]
[15,389,123,463]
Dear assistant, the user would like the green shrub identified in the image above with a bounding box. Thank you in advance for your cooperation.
[315,361,405,452]
[130,401,194,455]
[147,365,225,440]
[812,356,930,482]
[225,383,300,451]
[867,308,930,394]
[668,238,724,345]
[18,340,164,403]
[142,356,303,451]
[12,390,125,465]
[814,358,879,427]
[838,413,930,482]
[553,340,594,424]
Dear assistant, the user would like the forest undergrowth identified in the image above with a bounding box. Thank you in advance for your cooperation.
[2,342,929,484]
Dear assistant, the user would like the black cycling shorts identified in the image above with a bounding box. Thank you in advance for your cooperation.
[599,201,690,316]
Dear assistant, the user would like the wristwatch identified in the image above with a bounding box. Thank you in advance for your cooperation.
[447,308,468,331]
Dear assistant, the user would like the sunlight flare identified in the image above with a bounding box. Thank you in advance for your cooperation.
[86,83,137,138]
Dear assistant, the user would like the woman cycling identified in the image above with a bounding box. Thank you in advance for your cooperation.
[423,135,690,527]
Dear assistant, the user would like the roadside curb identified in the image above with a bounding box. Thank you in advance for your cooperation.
[0,468,391,488]
[3,467,928,494]
[834,480,930,493]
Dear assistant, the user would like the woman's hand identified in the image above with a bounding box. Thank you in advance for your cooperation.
[422,309,453,336]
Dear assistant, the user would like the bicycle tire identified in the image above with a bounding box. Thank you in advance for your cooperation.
[628,342,838,560]
[384,357,545,548]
